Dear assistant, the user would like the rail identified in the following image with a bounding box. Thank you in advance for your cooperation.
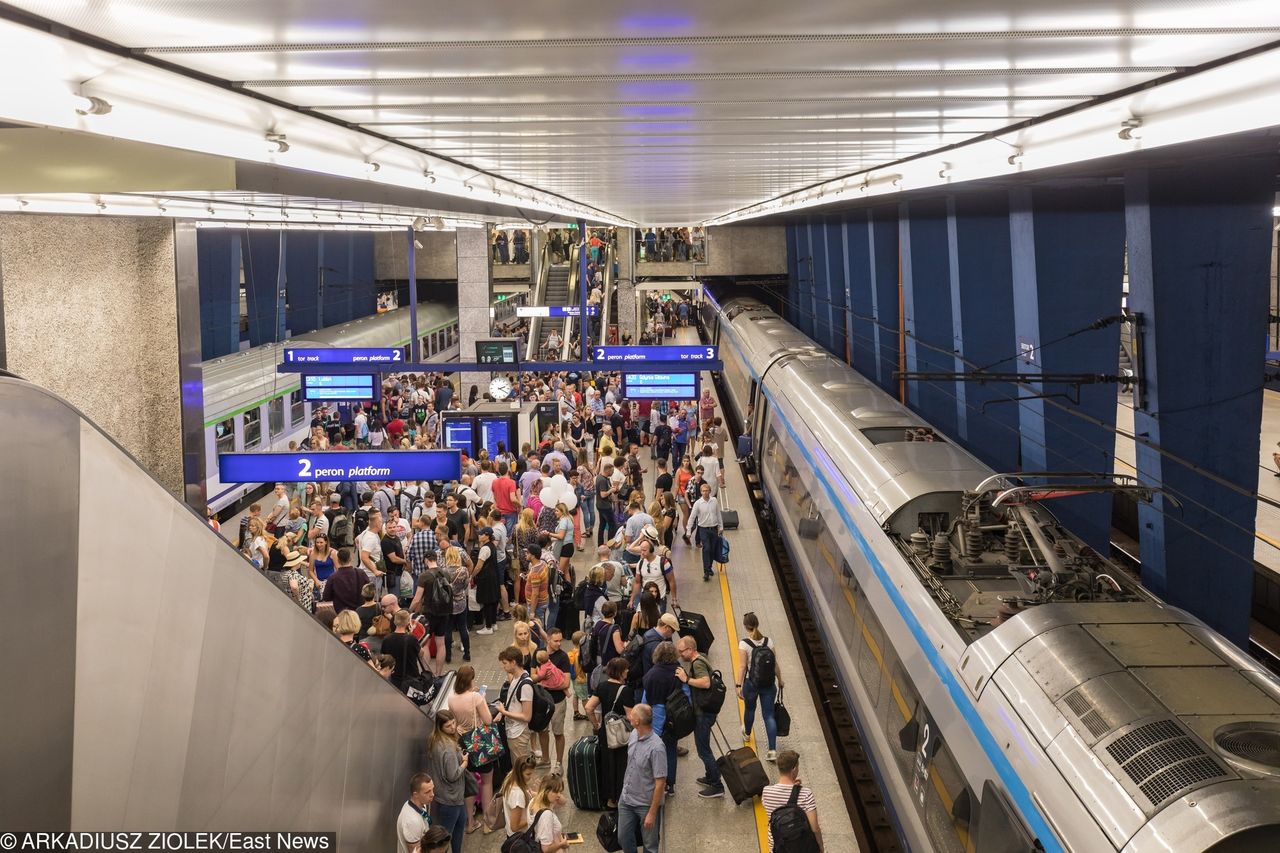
[525,241,552,361]
[561,244,579,360]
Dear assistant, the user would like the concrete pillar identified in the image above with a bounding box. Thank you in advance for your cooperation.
[947,193,1020,473]
[455,227,492,400]
[900,199,960,437]
[1009,186,1125,550]
[0,214,193,497]
[1126,157,1276,646]
[615,227,637,343]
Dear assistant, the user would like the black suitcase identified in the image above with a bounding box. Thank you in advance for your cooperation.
[674,605,715,654]
[615,607,635,639]
[713,724,768,805]
[567,735,604,811]
[720,485,739,531]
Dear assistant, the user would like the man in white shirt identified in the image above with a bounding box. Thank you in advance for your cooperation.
[265,484,290,533]
[685,482,724,582]
[472,462,497,503]
[496,646,535,764]
[306,500,330,544]
[358,511,386,595]
[396,772,435,853]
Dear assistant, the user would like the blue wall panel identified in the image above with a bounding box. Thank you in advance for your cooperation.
[284,231,321,335]
[1011,186,1125,550]
[1126,157,1275,646]
[196,229,241,360]
[844,212,878,378]
[950,193,1020,472]
[869,206,900,397]
[242,231,286,347]
[901,199,959,437]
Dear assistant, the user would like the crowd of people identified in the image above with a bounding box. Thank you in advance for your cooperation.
[637,227,705,263]
[224,356,824,852]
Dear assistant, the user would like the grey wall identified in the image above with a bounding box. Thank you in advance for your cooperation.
[637,224,787,277]
[0,213,186,494]
[0,376,429,842]
[374,229,457,280]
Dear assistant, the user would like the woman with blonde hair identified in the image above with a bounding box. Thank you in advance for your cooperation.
[424,708,469,851]
[512,508,539,600]
[525,773,570,851]
[443,546,471,664]
[498,755,539,837]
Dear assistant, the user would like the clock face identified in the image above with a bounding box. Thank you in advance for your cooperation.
[490,376,512,401]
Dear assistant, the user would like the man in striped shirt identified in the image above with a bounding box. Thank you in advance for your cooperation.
[406,514,439,573]
[761,750,823,852]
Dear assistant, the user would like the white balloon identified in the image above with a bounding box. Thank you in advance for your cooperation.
[542,474,577,510]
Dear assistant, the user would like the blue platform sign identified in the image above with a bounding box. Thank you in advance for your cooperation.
[302,374,377,402]
[592,345,717,363]
[284,347,404,365]
[622,371,700,400]
[219,450,460,483]
[516,305,599,318]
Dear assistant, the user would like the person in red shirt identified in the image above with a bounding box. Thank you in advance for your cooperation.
[492,464,522,536]
[386,416,407,445]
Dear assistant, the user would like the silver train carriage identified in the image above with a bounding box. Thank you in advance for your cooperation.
[203,304,460,512]
[703,293,1280,853]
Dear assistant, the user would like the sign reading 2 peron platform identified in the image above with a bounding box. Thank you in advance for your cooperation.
[284,347,404,364]
[218,450,461,483]
[621,371,700,400]
[592,345,716,363]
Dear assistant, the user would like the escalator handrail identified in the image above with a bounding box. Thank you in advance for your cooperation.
[526,242,552,360]
[561,244,578,361]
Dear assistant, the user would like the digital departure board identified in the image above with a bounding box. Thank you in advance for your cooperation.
[479,416,514,457]
[476,339,519,366]
[302,374,377,402]
[621,372,699,400]
[442,415,475,456]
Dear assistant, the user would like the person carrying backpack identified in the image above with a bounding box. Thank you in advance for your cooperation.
[737,611,784,762]
[762,751,824,852]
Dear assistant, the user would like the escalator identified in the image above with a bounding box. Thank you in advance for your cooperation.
[0,373,429,840]
[526,244,578,360]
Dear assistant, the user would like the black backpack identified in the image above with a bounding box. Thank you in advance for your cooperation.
[400,487,424,521]
[517,674,555,732]
[698,666,728,715]
[353,507,370,537]
[663,686,696,740]
[425,569,454,617]
[501,808,550,853]
[573,579,589,611]
[769,785,821,852]
[745,638,777,689]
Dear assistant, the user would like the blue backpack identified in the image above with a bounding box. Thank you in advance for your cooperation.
[716,535,730,564]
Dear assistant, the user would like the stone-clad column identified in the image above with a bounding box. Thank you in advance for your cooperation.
[0,213,188,497]
[615,227,636,343]
[455,227,493,401]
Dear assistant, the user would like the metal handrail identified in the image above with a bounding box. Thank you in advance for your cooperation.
[560,244,579,360]
[525,241,551,360]
[600,244,615,344]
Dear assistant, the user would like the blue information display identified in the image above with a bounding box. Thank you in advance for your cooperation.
[302,374,377,402]
[479,416,512,457]
[592,345,717,363]
[219,450,460,483]
[516,305,599,318]
[443,416,474,457]
[284,347,404,365]
[622,371,700,400]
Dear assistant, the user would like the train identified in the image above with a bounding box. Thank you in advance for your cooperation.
[202,304,460,512]
[701,294,1280,852]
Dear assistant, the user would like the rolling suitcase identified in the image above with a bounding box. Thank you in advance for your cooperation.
[567,734,605,811]
[713,724,768,805]
[674,605,715,654]
[720,484,740,531]
[736,434,753,460]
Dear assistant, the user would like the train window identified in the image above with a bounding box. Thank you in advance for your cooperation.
[402,345,411,363]
[976,781,1036,853]
[268,397,285,436]
[243,408,262,448]
[290,390,305,427]
[215,418,235,454]
[422,336,432,358]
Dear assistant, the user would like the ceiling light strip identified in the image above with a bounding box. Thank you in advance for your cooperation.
[137,27,1280,54]
[313,95,1084,110]
[0,20,632,227]
[704,43,1280,225]
[245,67,1177,87]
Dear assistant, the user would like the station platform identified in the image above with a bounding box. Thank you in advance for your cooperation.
[1114,389,1280,574]
[457,346,857,852]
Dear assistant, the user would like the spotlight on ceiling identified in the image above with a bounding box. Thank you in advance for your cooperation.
[938,164,952,180]
[1007,149,1024,166]
[266,132,289,154]
[75,95,112,116]
[432,216,446,230]
[424,170,437,184]
[1119,118,1144,141]
[411,215,428,232]
[365,161,381,173]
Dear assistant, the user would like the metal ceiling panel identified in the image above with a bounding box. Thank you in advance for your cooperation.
[7,1,1280,222]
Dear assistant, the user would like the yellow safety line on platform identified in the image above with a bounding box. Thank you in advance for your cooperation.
[717,564,773,853]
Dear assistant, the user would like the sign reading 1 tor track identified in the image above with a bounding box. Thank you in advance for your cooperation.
[218,450,461,483]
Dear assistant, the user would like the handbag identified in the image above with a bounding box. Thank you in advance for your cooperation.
[603,684,632,749]
[460,699,507,771]
[774,688,792,738]
[464,767,479,798]
[483,789,506,831]
[468,583,482,612]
